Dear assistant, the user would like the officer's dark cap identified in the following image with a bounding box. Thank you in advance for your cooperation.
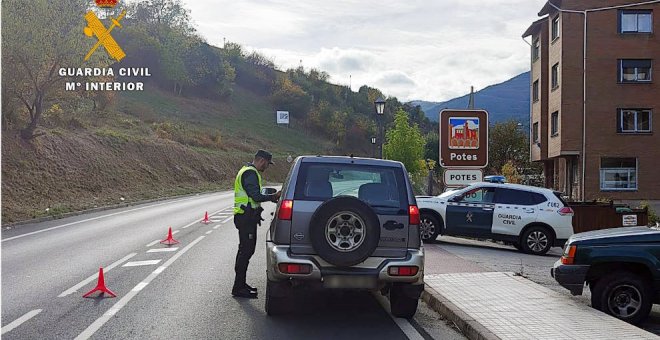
[255,149,274,164]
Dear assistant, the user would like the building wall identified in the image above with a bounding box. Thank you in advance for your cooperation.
[531,22,549,162]
[582,3,660,200]
[528,0,659,202]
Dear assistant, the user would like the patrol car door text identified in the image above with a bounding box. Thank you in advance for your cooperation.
[445,187,495,237]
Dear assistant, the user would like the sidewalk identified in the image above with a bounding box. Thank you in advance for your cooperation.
[423,271,658,340]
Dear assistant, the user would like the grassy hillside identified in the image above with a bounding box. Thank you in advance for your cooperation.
[1,86,334,223]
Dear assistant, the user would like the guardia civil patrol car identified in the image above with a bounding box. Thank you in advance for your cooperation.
[416,182,574,255]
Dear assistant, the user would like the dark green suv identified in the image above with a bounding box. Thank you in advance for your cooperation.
[552,226,660,324]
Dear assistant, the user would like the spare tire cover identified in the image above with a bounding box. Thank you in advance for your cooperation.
[309,196,381,267]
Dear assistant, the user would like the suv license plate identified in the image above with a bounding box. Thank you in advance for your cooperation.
[323,275,377,289]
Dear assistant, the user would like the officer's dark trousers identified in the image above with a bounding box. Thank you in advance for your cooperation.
[233,213,257,290]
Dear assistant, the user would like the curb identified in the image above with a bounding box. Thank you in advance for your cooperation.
[422,286,500,340]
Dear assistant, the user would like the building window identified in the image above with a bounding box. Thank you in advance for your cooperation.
[551,16,560,40]
[618,109,652,133]
[600,158,637,191]
[620,10,653,33]
[551,63,559,89]
[619,59,652,82]
[551,111,559,136]
[532,80,539,102]
[532,38,540,61]
[533,122,539,143]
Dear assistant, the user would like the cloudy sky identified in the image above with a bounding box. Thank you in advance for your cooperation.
[185,0,547,102]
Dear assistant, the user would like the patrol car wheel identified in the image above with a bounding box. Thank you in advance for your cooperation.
[420,212,442,243]
[520,226,553,255]
[310,196,380,267]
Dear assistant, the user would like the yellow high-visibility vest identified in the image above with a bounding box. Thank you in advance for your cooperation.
[233,165,262,215]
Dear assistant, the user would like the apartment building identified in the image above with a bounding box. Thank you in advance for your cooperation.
[523,0,659,207]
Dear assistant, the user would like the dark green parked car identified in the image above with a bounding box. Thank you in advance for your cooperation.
[552,226,660,325]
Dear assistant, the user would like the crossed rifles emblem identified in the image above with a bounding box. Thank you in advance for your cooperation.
[84,10,126,62]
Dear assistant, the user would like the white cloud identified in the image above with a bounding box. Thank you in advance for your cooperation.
[185,0,547,102]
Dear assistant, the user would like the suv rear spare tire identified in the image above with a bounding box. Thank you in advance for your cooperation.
[310,196,381,267]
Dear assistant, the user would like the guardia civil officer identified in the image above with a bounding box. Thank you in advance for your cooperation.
[232,150,281,298]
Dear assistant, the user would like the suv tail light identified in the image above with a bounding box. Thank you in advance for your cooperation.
[278,200,293,220]
[558,207,574,216]
[388,266,419,276]
[278,263,312,274]
[409,205,420,225]
[561,245,577,265]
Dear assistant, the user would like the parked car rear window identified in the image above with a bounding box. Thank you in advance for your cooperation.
[294,162,408,212]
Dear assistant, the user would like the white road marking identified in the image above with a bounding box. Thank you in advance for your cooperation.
[205,230,213,235]
[172,230,180,235]
[374,294,425,340]
[1,309,42,335]
[58,253,137,297]
[2,195,231,242]
[221,216,233,224]
[213,225,220,230]
[75,236,206,340]
[145,239,160,247]
[182,208,227,229]
[132,282,148,292]
[147,248,178,253]
[123,260,161,267]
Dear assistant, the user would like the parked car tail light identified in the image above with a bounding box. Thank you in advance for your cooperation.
[558,207,574,216]
[388,266,419,276]
[278,263,312,274]
[409,205,420,225]
[561,245,577,265]
[278,200,293,220]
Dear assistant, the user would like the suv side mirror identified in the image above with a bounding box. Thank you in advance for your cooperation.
[449,196,461,202]
[261,187,277,195]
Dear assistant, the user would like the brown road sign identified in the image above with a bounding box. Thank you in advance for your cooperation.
[439,109,488,168]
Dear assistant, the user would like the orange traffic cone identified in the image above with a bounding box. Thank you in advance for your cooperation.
[160,227,179,245]
[83,267,117,298]
[201,211,211,224]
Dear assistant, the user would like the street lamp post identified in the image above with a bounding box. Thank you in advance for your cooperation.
[374,97,385,159]
[371,136,377,158]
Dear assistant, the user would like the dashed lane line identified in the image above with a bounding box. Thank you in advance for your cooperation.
[2,195,231,242]
[213,225,220,230]
[182,207,228,229]
[1,309,43,335]
[147,248,178,253]
[123,260,161,267]
[205,230,213,235]
[58,253,137,297]
[74,236,206,340]
[221,216,233,224]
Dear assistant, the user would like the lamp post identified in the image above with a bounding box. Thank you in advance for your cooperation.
[374,97,385,159]
[371,136,377,158]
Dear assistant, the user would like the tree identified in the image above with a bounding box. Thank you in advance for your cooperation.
[501,161,522,184]
[3,0,88,139]
[383,109,425,174]
[489,120,542,181]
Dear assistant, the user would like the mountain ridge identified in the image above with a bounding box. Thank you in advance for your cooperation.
[411,72,530,129]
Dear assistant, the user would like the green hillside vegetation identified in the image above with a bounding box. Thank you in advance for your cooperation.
[1,0,436,223]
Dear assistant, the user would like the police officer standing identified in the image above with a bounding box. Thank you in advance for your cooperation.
[232,150,280,298]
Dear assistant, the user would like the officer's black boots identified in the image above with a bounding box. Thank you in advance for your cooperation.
[245,283,258,293]
[232,286,258,299]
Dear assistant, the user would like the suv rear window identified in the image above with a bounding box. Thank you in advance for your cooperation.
[294,162,408,212]
[494,188,547,206]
